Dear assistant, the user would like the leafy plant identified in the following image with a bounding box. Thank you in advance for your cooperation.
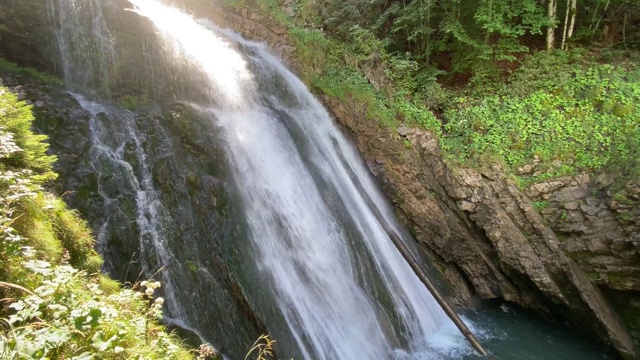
[533,201,550,211]
[442,62,640,181]
[0,58,63,86]
[1,261,192,359]
[560,211,568,221]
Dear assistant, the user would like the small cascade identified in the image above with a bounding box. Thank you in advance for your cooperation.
[69,93,186,321]
[48,0,115,96]
[48,1,266,352]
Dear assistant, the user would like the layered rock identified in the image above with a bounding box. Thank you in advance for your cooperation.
[528,174,640,292]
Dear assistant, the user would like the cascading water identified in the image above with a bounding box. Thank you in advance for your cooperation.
[128,1,468,358]
[68,94,187,321]
[48,0,115,95]
[48,0,202,344]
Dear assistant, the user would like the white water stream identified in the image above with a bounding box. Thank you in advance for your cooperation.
[128,1,470,358]
[48,0,115,95]
[69,93,186,321]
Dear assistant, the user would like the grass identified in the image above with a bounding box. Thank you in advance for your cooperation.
[0,57,64,86]
[312,68,396,126]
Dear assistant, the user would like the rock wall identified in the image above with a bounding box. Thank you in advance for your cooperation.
[0,72,270,359]
[528,174,640,292]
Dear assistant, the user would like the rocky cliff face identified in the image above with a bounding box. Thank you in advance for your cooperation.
[528,174,640,293]
[322,95,640,358]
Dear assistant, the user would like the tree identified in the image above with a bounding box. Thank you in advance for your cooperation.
[547,0,558,50]
[561,0,577,50]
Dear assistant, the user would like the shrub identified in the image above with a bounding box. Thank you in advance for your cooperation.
[442,63,640,180]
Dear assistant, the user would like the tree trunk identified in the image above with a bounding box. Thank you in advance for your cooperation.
[485,0,493,46]
[567,0,577,41]
[425,0,431,66]
[351,166,490,357]
[546,0,557,51]
[561,0,570,50]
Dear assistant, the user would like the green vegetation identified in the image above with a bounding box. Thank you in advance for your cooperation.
[226,0,640,188]
[532,201,550,211]
[118,93,150,111]
[0,87,206,359]
[0,58,63,86]
[442,60,640,178]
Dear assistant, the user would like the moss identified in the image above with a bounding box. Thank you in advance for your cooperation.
[50,198,103,273]
[74,184,96,202]
[587,272,601,281]
[619,212,633,223]
[0,57,63,86]
[600,288,640,343]
[186,260,200,282]
[566,251,596,263]
[186,173,201,197]
[117,94,150,111]
[613,192,635,206]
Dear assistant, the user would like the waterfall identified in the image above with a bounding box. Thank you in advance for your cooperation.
[127,1,469,359]
[68,94,187,321]
[48,0,115,95]
[34,1,632,359]
[49,0,195,341]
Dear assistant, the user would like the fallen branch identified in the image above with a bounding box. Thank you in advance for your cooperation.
[344,162,490,356]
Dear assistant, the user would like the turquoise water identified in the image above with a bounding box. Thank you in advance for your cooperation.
[461,302,619,360]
